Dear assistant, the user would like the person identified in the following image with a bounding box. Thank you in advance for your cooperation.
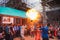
[4,25,10,40]
[9,24,14,40]
[40,23,50,40]
[49,24,54,39]
[30,25,35,37]
[4,24,13,40]
[20,24,26,40]
[57,28,60,40]
[0,25,3,40]
[16,25,20,37]
[18,24,21,37]
[13,25,18,37]
[35,27,41,40]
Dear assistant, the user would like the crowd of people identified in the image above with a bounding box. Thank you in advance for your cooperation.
[0,24,30,40]
[0,23,60,40]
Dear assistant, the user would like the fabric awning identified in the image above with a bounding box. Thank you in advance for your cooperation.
[0,6,27,18]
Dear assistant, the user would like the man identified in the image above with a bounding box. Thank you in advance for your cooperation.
[40,23,50,40]
[4,24,13,40]
[21,24,26,40]
[30,25,35,37]
[13,25,18,37]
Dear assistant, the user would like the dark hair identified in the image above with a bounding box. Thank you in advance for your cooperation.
[47,23,50,26]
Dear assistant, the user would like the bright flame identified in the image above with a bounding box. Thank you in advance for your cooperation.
[26,9,38,20]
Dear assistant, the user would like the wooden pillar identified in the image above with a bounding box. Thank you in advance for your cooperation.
[20,18,22,25]
[0,15,2,25]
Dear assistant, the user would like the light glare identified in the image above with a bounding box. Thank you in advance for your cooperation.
[26,9,38,20]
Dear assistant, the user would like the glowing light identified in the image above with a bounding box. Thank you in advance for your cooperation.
[26,9,39,20]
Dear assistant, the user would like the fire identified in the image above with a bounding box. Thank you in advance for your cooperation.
[26,9,39,20]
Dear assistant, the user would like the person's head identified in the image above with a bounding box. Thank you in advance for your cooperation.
[47,23,50,26]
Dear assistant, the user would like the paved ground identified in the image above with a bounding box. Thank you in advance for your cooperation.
[14,36,58,40]
[14,36,34,40]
